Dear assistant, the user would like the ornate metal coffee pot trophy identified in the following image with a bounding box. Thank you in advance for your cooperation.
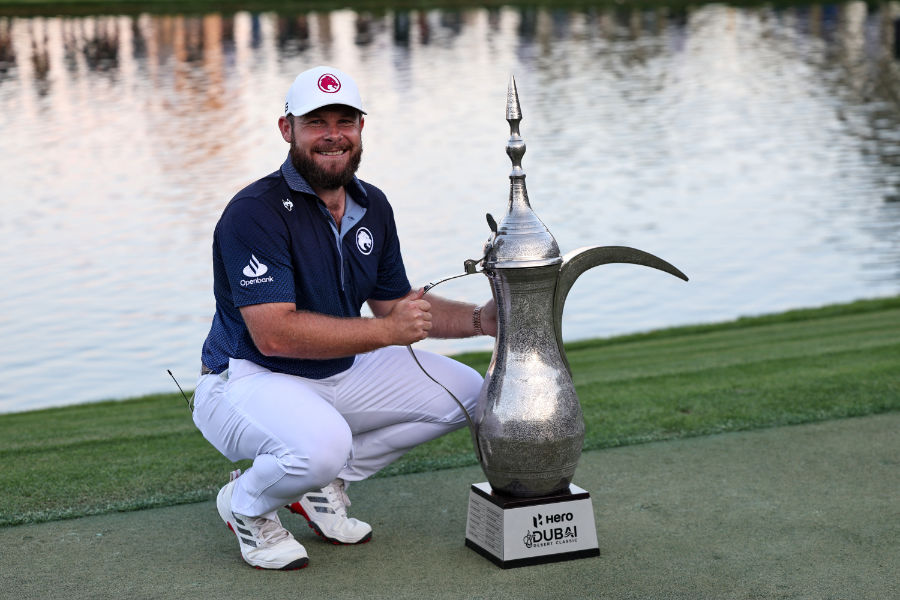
[464,77,688,568]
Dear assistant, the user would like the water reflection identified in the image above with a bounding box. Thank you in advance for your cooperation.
[6,6,895,85]
[1,3,899,413]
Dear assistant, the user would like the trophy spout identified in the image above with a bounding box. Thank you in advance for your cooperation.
[553,246,689,375]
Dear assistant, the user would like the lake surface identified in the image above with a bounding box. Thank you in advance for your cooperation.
[1,2,899,413]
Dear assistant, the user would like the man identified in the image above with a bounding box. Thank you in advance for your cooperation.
[193,65,496,571]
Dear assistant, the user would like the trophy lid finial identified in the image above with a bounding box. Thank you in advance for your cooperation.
[506,75,522,122]
[506,75,525,178]
[506,76,525,178]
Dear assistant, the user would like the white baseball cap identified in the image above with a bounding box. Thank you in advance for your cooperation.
[284,66,366,117]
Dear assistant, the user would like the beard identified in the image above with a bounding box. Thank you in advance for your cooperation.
[289,137,363,192]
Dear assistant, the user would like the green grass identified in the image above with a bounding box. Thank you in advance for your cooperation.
[1,296,898,527]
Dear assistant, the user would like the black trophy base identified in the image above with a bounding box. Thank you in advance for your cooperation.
[464,482,600,569]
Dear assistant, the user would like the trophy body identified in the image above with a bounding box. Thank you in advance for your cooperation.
[476,264,584,498]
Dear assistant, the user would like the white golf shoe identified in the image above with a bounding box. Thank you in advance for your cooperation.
[286,478,373,545]
[216,478,309,570]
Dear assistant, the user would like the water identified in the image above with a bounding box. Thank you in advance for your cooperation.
[1,3,899,414]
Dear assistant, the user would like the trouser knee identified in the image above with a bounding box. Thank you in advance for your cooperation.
[289,423,353,490]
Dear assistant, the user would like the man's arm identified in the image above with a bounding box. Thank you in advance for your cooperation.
[240,290,431,360]
[370,291,497,339]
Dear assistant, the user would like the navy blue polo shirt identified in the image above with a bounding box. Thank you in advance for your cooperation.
[201,156,411,378]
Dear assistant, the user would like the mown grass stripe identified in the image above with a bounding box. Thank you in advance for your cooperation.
[1,296,898,527]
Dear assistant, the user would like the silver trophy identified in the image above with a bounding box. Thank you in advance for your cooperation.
[464,77,688,568]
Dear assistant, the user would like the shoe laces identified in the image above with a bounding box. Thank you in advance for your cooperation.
[227,469,297,547]
[321,479,351,516]
[246,512,293,546]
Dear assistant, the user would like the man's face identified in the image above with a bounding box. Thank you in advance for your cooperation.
[283,105,364,192]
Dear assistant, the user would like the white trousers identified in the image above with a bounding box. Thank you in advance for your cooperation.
[192,346,483,517]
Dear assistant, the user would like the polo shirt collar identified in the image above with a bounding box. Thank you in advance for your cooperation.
[280,155,369,207]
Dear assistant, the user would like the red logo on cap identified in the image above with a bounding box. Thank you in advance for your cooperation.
[318,74,341,93]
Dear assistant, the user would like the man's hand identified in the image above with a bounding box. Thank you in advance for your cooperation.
[479,297,498,337]
[385,288,432,344]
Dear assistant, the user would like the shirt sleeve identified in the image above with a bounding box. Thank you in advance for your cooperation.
[216,197,297,308]
[370,200,412,301]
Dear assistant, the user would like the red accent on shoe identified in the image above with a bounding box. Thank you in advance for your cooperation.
[284,502,372,546]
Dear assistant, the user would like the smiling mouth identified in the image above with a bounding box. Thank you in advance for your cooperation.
[316,149,347,157]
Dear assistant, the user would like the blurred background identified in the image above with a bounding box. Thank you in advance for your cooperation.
[1,1,899,413]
